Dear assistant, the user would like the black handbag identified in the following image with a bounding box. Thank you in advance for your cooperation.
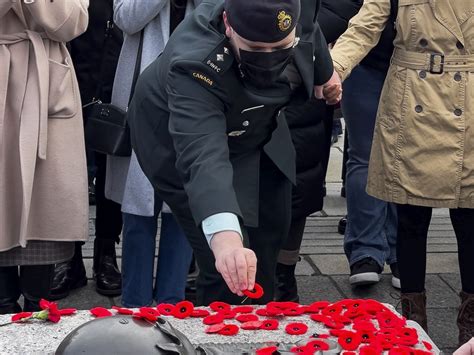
[84,30,143,157]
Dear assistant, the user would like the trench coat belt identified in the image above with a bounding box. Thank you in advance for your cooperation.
[0,31,49,159]
[392,48,474,73]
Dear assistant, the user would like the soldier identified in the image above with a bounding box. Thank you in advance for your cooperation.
[128,0,341,305]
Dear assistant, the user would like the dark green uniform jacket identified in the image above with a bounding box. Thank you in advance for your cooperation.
[128,0,333,229]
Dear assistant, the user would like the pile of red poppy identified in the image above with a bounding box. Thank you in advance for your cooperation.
[87,298,434,354]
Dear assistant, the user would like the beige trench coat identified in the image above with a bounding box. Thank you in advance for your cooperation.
[332,0,474,208]
[0,0,89,251]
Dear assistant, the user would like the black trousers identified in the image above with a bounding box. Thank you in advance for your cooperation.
[159,154,292,305]
[0,265,54,310]
[397,204,474,294]
[94,153,123,242]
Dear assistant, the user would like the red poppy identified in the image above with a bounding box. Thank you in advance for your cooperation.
[202,313,225,325]
[306,301,330,313]
[90,307,113,318]
[39,299,61,323]
[374,333,396,350]
[323,317,344,329]
[217,324,239,336]
[338,330,362,351]
[134,308,159,322]
[283,307,305,317]
[39,299,53,310]
[236,314,259,323]
[256,346,278,355]
[322,303,343,316]
[376,311,405,329]
[256,309,271,317]
[58,308,77,316]
[358,329,375,344]
[352,320,376,332]
[240,320,263,330]
[242,283,264,299]
[259,319,279,330]
[11,312,33,322]
[139,307,160,317]
[422,341,433,351]
[412,350,432,355]
[360,345,382,355]
[290,346,313,354]
[343,308,367,319]
[341,352,356,355]
[329,329,344,337]
[218,309,236,320]
[209,301,231,312]
[313,333,330,339]
[388,347,412,355]
[112,306,134,315]
[396,327,418,345]
[172,301,194,319]
[285,322,308,335]
[305,340,330,351]
[205,323,226,334]
[363,299,387,314]
[332,313,352,324]
[233,305,254,314]
[157,303,175,316]
[191,309,210,318]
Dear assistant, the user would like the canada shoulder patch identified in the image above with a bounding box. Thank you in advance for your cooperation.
[192,72,214,86]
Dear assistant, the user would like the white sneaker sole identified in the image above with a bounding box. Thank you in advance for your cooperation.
[349,272,381,286]
[392,276,401,289]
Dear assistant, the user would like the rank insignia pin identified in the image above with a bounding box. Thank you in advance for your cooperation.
[216,54,224,62]
[228,130,246,137]
[224,47,230,55]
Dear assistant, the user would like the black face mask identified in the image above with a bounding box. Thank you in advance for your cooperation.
[239,47,294,88]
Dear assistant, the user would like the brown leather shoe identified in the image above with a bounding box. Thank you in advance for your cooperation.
[401,291,428,331]
[458,291,474,346]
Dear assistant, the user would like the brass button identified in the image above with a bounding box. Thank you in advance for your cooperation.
[454,108,463,116]
[242,121,249,127]
[419,70,427,79]
[454,72,462,82]
[419,38,428,47]
[415,105,423,113]
[456,41,465,50]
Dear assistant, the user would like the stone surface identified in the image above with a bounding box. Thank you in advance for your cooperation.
[296,276,343,304]
[294,258,314,276]
[56,283,112,310]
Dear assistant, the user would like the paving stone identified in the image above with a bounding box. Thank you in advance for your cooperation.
[325,148,343,183]
[56,283,112,310]
[296,276,344,304]
[439,273,462,293]
[309,254,349,275]
[294,258,315,276]
[426,253,459,274]
[426,307,459,351]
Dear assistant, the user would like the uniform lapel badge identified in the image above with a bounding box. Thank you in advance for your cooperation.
[224,47,230,55]
[228,130,246,137]
[216,54,224,62]
[277,10,292,32]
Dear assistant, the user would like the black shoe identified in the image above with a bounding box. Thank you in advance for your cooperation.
[274,263,299,302]
[338,216,347,235]
[390,262,401,289]
[349,258,382,286]
[93,239,121,296]
[0,300,21,315]
[50,250,88,301]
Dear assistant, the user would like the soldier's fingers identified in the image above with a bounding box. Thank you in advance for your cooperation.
[234,253,248,291]
[245,251,257,291]
[225,256,242,295]
[216,259,238,294]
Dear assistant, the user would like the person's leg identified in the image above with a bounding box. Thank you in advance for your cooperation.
[20,265,54,312]
[342,65,393,285]
[92,153,123,296]
[121,212,157,307]
[449,208,474,345]
[154,212,193,304]
[247,154,292,304]
[384,202,400,288]
[275,216,306,302]
[0,266,21,314]
[397,204,432,331]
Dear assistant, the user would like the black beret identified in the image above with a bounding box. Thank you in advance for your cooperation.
[224,0,301,43]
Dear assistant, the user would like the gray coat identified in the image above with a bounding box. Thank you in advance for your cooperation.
[105,0,200,216]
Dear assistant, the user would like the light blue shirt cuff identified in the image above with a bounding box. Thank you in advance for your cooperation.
[202,213,242,246]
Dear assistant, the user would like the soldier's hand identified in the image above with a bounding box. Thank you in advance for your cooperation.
[454,337,474,355]
[210,231,257,296]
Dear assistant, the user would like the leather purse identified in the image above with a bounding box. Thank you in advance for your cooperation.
[84,30,143,157]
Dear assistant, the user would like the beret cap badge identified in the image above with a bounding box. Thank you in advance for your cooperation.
[277,10,292,32]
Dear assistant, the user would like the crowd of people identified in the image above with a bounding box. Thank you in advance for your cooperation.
[0,0,473,350]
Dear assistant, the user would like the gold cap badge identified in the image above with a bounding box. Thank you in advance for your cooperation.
[277,10,292,32]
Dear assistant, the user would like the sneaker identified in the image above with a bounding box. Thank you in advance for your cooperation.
[349,258,382,286]
[338,216,347,235]
[390,263,401,289]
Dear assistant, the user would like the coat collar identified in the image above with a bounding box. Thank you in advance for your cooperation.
[430,0,465,45]
[12,2,28,28]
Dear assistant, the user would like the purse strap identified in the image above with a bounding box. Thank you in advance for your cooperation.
[93,18,116,101]
[128,30,144,107]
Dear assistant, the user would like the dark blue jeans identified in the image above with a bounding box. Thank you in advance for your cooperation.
[342,65,397,268]
[121,210,193,307]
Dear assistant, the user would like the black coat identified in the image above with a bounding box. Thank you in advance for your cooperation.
[68,0,123,106]
[128,0,334,229]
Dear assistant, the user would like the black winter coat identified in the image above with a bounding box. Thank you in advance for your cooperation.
[69,0,123,107]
